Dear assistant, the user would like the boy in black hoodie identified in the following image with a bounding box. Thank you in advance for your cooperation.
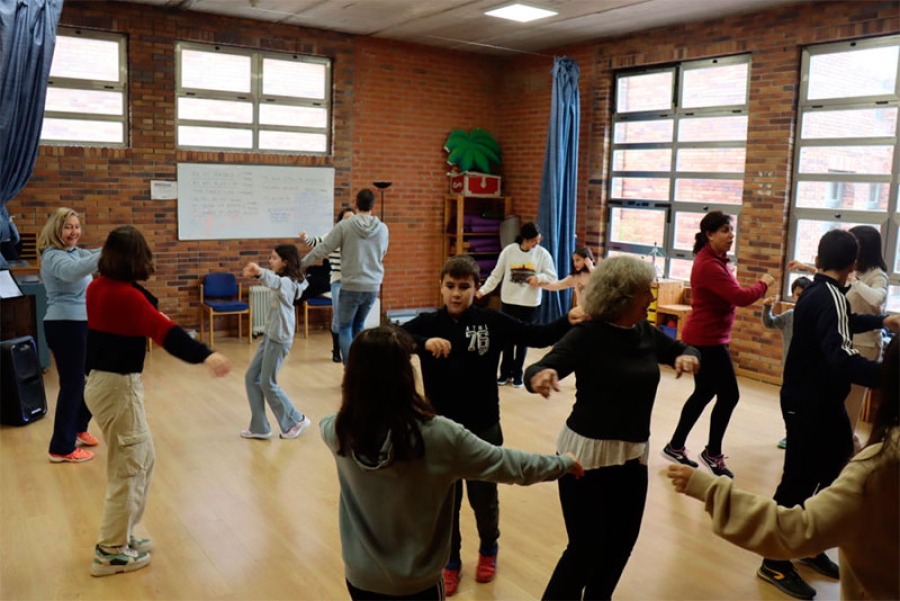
[403,255,585,595]
[758,229,900,600]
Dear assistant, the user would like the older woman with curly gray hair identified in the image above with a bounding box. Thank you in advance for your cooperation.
[525,256,701,600]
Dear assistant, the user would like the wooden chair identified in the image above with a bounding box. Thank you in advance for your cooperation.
[200,273,251,346]
[297,296,333,339]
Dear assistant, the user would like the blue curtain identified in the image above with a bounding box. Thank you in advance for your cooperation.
[0,0,63,214]
[537,57,580,322]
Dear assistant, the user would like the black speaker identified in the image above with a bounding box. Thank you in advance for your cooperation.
[1,336,47,426]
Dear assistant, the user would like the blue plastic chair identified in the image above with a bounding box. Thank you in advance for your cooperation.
[200,273,251,346]
[299,295,333,338]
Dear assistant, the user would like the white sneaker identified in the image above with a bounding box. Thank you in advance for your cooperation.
[240,430,272,439]
[280,416,311,439]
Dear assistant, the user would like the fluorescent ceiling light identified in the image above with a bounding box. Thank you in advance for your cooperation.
[485,3,558,23]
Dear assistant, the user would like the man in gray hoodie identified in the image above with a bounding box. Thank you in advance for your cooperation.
[301,188,388,364]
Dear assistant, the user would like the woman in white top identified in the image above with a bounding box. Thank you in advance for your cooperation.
[476,222,556,387]
[845,225,889,437]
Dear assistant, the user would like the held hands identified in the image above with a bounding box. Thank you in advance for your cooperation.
[475,290,485,299]
[787,260,815,274]
[884,314,900,333]
[760,273,775,287]
[526,276,541,287]
[673,355,700,379]
[529,368,560,398]
[204,352,232,377]
[567,305,589,325]
[763,295,776,307]
[666,464,695,493]
[242,262,262,278]
[564,452,585,480]
[424,337,452,358]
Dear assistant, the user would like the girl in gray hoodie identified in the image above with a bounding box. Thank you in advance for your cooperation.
[241,244,309,440]
[320,325,582,599]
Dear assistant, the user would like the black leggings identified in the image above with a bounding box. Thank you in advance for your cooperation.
[669,344,739,456]
[543,459,648,601]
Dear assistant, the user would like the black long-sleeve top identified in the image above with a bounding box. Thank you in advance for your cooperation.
[86,276,212,375]
[782,273,885,410]
[525,320,699,442]
[402,305,570,432]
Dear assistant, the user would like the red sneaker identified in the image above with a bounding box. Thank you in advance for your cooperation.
[443,567,461,596]
[76,431,100,447]
[475,553,497,583]
[49,448,94,463]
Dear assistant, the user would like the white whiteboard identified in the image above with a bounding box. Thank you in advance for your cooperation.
[177,163,335,240]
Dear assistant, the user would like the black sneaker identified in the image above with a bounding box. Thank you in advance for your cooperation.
[757,562,816,600]
[661,443,699,468]
[496,376,512,386]
[799,553,840,579]
[700,448,734,478]
[511,377,524,388]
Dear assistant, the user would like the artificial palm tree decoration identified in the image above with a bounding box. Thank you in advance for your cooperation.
[444,128,502,174]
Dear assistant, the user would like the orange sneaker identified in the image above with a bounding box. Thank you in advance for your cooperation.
[49,448,94,463]
[76,431,100,447]
[443,567,461,596]
[475,553,497,583]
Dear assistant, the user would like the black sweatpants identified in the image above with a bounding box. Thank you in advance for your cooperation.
[45,320,92,456]
[499,302,537,381]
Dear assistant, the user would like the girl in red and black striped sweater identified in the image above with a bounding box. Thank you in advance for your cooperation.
[84,226,231,577]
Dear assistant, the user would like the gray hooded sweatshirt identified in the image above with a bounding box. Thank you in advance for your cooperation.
[301,214,388,293]
[319,413,573,596]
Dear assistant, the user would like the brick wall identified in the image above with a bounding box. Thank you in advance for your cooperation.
[498,0,898,381]
[12,1,501,331]
[9,0,898,380]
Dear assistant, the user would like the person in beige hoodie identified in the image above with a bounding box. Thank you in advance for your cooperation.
[667,335,899,600]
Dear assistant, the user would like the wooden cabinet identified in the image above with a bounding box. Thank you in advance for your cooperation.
[443,195,512,281]
[651,279,692,340]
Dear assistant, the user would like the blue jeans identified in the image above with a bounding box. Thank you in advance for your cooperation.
[245,337,303,434]
[337,290,377,365]
[330,281,342,333]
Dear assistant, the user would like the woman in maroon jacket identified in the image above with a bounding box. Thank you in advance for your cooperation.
[662,212,774,478]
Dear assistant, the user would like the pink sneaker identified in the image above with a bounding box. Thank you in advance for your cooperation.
[76,431,100,446]
[49,448,94,463]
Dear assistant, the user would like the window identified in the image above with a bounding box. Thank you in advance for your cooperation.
[41,28,127,146]
[607,56,750,279]
[788,36,900,310]
[176,43,331,153]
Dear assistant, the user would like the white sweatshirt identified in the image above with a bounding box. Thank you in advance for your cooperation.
[479,243,557,307]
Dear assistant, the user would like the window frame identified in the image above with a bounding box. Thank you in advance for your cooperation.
[175,42,332,155]
[42,27,128,148]
[786,35,900,306]
[607,54,751,278]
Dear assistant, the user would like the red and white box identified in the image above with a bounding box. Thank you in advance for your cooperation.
[449,172,502,197]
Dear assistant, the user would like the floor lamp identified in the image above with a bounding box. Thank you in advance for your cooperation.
[373,181,391,324]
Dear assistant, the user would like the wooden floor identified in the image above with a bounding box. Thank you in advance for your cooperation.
[1,331,843,600]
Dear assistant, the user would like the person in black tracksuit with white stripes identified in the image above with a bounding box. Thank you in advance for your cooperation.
[758,229,900,600]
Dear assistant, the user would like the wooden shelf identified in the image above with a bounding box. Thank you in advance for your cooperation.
[442,195,512,304]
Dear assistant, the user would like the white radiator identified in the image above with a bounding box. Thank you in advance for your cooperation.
[249,286,273,335]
